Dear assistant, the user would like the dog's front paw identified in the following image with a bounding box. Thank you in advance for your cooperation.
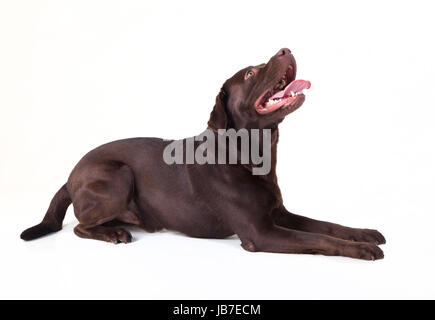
[343,242,384,260]
[346,228,386,245]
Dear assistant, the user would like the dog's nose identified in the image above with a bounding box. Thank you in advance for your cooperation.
[275,48,292,57]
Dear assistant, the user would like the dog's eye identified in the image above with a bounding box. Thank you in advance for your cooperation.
[245,70,255,80]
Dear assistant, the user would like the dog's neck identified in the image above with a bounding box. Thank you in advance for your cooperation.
[208,126,280,181]
[248,127,279,180]
[240,127,282,203]
[196,126,282,205]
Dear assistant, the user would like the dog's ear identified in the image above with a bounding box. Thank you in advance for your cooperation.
[207,88,228,131]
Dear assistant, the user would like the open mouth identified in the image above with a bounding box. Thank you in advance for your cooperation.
[255,66,311,114]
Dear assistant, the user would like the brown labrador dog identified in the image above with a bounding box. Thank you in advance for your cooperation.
[21,48,385,260]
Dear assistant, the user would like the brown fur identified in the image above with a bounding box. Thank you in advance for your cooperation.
[21,48,385,260]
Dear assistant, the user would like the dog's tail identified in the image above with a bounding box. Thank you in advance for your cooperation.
[20,183,72,241]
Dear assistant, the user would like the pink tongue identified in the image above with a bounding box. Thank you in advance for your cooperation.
[270,79,311,99]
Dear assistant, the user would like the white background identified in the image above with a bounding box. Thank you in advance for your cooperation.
[1,0,434,299]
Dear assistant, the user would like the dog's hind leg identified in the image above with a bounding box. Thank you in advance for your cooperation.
[69,161,141,243]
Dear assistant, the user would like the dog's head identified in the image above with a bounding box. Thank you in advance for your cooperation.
[208,48,310,131]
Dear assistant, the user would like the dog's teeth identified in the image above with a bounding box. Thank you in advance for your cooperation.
[267,99,282,105]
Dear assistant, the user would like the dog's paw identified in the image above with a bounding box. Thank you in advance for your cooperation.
[107,228,132,244]
[347,242,384,261]
[346,228,386,245]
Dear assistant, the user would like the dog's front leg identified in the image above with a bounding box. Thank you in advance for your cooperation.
[271,205,386,245]
[236,219,383,260]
